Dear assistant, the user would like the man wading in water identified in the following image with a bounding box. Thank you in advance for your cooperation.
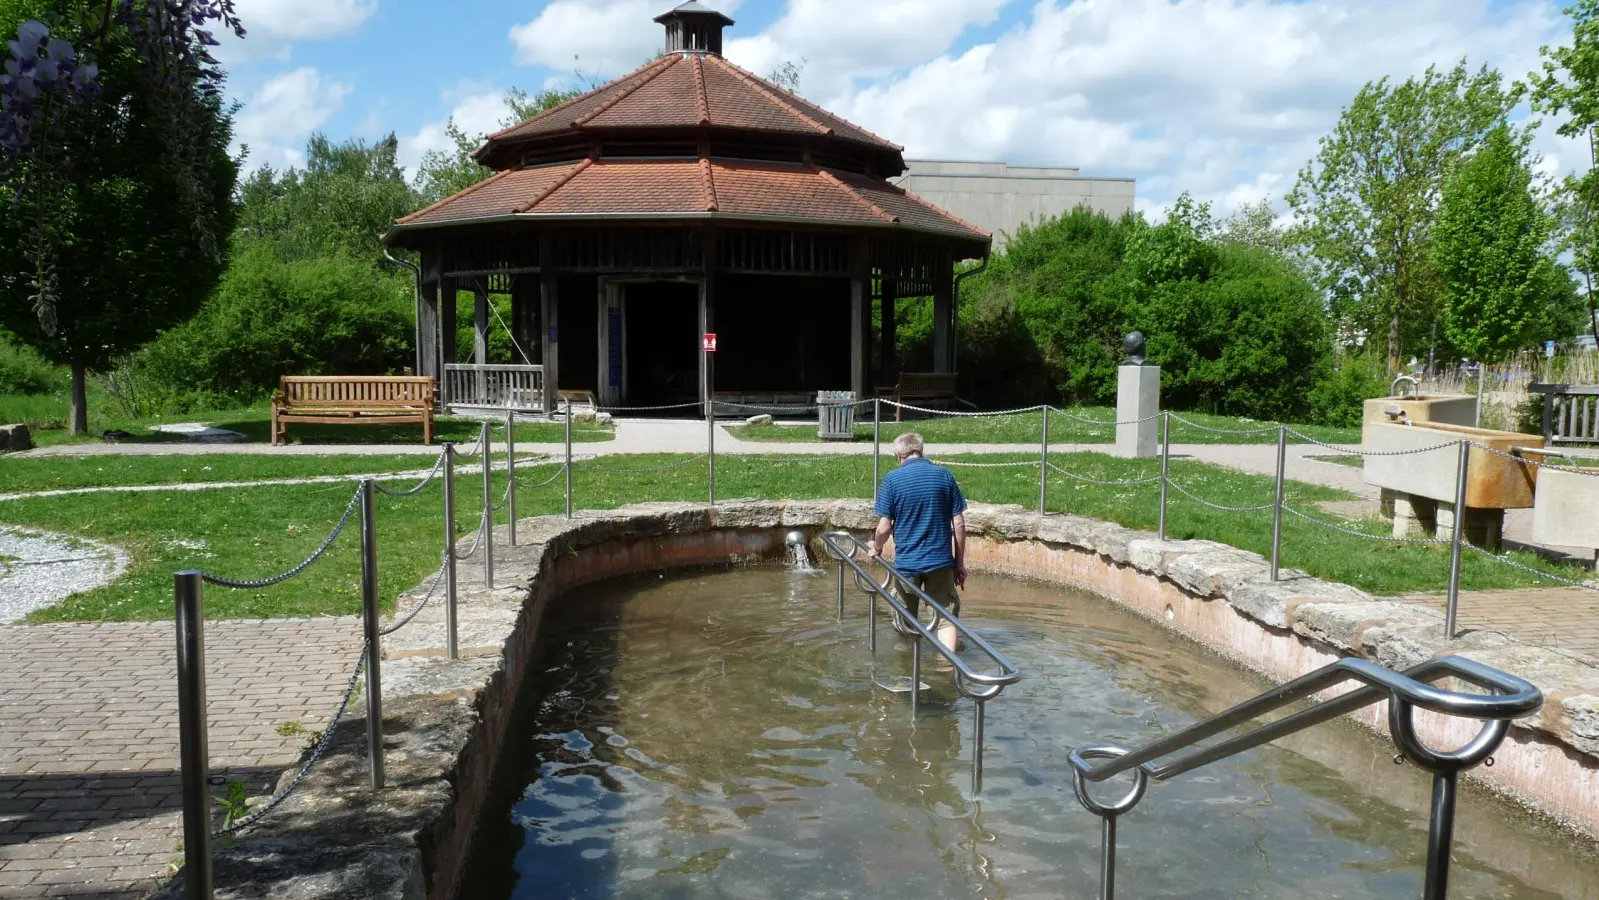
[866,432,968,652]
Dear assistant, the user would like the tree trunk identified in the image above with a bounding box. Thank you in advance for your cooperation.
[1387,310,1403,374]
[69,364,88,435]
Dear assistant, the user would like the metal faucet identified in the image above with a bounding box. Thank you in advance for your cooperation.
[1390,374,1419,397]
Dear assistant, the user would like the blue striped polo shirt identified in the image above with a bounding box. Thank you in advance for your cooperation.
[874,456,968,575]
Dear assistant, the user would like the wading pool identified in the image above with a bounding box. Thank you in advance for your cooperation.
[461,567,1599,899]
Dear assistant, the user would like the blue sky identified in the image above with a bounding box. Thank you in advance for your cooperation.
[218,0,1580,217]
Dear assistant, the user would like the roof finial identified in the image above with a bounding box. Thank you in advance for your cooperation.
[655,2,734,56]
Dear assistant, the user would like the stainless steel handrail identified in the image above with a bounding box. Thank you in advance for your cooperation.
[1069,654,1542,900]
[819,530,1022,796]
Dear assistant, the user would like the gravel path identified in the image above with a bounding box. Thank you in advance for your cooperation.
[0,526,128,623]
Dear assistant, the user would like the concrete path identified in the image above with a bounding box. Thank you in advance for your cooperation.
[0,619,362,899]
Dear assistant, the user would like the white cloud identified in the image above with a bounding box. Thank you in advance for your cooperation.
[396,88,517,181]
[233,68,353,171]
[217,0,379,63]
[805,0,1573,215]
[510,0,743,76]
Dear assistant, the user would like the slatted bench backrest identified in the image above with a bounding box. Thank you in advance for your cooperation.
[279,376,435,409]
[898,373,958,395]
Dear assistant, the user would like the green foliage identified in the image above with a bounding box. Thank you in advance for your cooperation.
[1435,125,1558,361]
[413,86,581,206]
[218,779,250,832]
[140,247,413,405]
[0,328,63,394]
[1306,353,1389,428]
[1287,61,1523,371]
[238,134,416,262]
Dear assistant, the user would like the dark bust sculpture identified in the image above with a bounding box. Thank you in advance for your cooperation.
[1122,331,1147,366]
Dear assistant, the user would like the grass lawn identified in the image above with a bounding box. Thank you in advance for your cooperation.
[0,395,613,448]
[4,450,1588,625]
[727,406,1360,446]
[1310,454,1364,469]
[0,453,479,495]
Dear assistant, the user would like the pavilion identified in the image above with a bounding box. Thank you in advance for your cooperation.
[384,1,990,414]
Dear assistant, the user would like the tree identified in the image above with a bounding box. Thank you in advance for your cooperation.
[239,134,417,261]
[414,86,580,205]
[1529,0,1599,345]
[1287,61,1521,372]
[1434,125,1557,361]
[0,0,236,432]
[1213,199,1294,259]
[768,59,805,93]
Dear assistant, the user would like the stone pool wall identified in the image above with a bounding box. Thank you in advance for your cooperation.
[157,500,1599,899]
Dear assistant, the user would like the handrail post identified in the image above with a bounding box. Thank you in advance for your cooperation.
[836,560,845,622]
[359,480,384,789]
[174,570,213,900]
[563,400,573,518]
[1270,425,1286,580]
[480,421,494,589]
[505,408,517,547]
[1099,815,1119,900]
[1038,405,1050,516]
[1422,771,1460,900]
[1157,412,1171,540]
[441,443,459,660]
[707,398,716,507]
[971,700,987,797]
[1445,440,1469,639]
[873,397,881,494]
[910,636,921,720]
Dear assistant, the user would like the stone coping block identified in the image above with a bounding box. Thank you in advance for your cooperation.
[152,499,1599,898]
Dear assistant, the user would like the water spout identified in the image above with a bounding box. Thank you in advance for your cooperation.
[784,530,815,570]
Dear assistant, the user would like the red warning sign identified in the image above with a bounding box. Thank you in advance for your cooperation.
[702,333,717,352]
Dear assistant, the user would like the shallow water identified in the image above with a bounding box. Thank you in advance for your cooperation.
[466,567,1599,899]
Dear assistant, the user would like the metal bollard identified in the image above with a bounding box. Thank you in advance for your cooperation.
[563,401,573,518]
[358,480,384,789]
[480,421,494,590]
[1039,405,1050,516]
[1157,412,1171,540]
[873,397,882,494]
[174,570,213,900]
[707,398,716,507]
[1445,440,1470,638]
[1270,426,1287,581]
[441,443,459,660]
[505,408,517,547]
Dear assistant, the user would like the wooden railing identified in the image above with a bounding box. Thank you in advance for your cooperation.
[1533,383,1599,444]
[443,363,544,412]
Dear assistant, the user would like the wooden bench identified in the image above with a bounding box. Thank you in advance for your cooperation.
[271,376,435,445]
[1531,382,1599,445]
[877,372,959,420]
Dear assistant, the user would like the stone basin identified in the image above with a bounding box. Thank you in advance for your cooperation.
[1361,393,1477,433]
[1363,421,1542,509]
[1529,456,1599,551]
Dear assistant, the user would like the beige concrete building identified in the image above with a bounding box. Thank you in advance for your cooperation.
[892,160,1136,249]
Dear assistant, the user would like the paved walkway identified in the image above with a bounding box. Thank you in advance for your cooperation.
[0,620,362,899]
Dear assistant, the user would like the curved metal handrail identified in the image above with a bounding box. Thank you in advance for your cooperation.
[819,531,1021,690]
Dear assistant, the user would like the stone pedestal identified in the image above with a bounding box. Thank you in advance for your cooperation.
[1115,365,1160,458]
[1380,488,1503,550]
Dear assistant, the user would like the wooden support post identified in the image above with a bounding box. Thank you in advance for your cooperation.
[438,276,457,406]
[932,250,953,374]
[539,234,560,414]
[472,286,489,366]
[417,279,440,382]
[700,228,717,405]
[849,236,870,397]
[879,279,897,389]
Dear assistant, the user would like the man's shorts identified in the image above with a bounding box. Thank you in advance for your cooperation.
[891,566,961,625]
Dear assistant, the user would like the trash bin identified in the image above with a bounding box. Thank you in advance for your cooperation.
[817,391,858,441]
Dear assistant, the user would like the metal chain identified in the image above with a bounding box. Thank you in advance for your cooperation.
[453,514,486,561]
[582,454,710,474]
[593,400,704,412]
[1283,427,1454,457]
[1464,543,1599,591]
[1282,504,1451,545]
[1049,410,1116,426]
[381,559,446,636]
[1046,460,1162,486]
[212,642,368,837]
[720,401,820,413]
[491,476,512,512]
[200,486,362,589]
[371,453,446,498]
[1468,441,1599,477]
[514,463,568,489]
[883,400,1047,418]
[931,458,1038,469]
[1166,478,1274,511]
[1167,413,1280,435]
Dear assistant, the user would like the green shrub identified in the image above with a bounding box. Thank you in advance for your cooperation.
[141,247,413,404]
[1306,352,1388,428]
[0,330,66,395]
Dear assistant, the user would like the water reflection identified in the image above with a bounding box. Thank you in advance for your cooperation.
[463,568,1599,900]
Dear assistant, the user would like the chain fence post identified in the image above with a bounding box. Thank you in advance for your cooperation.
[505,408,517,547]
[358,480,384,789]
[707,398,717,508]
[873,397,882,496]
[1157,412,1171,540]
[480,420,494,590]
[564,400,573,518]
[1270,426,1287,581]
[174,570,213,900]
[1039,405,1051,516]
[1446,440,1470,639]
[441,443,459,660]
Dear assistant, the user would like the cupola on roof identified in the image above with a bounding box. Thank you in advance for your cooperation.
[655,1,734,54]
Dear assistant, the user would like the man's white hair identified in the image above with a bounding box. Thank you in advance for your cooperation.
[892,432,924,458]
